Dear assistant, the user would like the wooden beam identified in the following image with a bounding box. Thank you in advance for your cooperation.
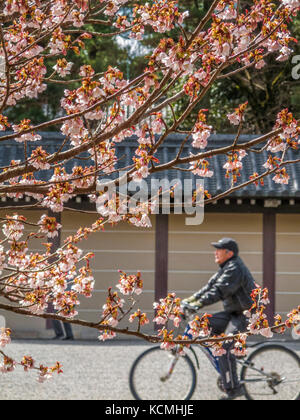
[155,214,169,303]
[263,211,276,323]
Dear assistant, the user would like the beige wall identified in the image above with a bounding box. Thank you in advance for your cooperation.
[0,210,299,338]
[276,214,300,314]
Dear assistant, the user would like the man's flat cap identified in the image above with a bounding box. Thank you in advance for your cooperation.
[211,238,239,255]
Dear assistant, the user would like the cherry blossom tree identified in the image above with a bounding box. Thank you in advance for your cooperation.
[0,0,299,379]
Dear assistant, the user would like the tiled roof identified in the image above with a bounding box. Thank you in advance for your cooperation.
[1,132,300,198]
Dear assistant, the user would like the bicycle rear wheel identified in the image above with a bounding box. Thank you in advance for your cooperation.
[241,344,300,400]
[129,346,197,400]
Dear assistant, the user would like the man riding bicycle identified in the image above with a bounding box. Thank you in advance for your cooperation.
[182,237,256,400]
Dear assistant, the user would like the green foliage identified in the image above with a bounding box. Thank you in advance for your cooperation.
[5,1,300,134]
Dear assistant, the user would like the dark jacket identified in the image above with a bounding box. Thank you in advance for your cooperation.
[194,256,256,314]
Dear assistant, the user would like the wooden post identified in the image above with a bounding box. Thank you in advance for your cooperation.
[263,211,276,323]
[46,210,62,329]
[155,214,169,320]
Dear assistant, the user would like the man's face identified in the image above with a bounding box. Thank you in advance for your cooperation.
[215,248,234,265]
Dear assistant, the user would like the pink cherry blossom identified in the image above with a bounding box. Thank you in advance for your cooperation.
[53,59,73,77]
[276,46,293,62]
[38,215,62,238]
[255,60,266,69]
[0,328,11,348]
[259,328,274,338]
[192,129,211,149]
[282,0,300,9]
[0,358,16,373]
[211,346,227,357]
[227,112,242,126]
[98,330,117,341]
[37,369,53,383]
[273,168,290,185]
[2,215,25,240]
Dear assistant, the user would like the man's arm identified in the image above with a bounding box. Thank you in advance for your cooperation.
[197,263,242,307]
[193,272,219,300]
[183,272,219,306]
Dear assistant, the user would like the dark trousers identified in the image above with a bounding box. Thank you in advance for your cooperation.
[52,319,74,338]
[210,311,247,391]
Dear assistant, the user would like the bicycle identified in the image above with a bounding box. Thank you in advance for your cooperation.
[129,305,300,401]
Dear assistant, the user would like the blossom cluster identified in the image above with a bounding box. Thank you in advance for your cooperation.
[130,0,189,40]
[117,271,143,296]
[12,120,42,143]
[244,287,275,338]
[2,214,25,241]
[72,266,95,298]
[157,328,178,351]
[129,309,149,327]
[227,102,248,126]
[0,213,97,322]
[190,158,214,178]
[231,333,248,357]
[153,293,183,328]
[273,167,290,185]
[98,270,147,340]
[275,109,299,140]
[0,355,16,373]
[285,306,300,330]
[96,190,154,228]
[191,110,212,150]
[100,287,125,331]
[187,313,212,339]
[0,328,12,348]
[223,150,247,184]
[0,329,63,382]
[38,215,62,238]
[37,362,63,383]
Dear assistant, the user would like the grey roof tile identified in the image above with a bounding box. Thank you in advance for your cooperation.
[0,132,299,199]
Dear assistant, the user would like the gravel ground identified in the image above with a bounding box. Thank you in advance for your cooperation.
[0,339,299,400]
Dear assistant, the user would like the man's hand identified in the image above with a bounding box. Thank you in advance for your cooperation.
[187,300,203,309]
[182,296,203,310]
[182,295,197,304]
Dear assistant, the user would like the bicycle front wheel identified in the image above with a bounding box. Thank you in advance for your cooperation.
[241,344,300,400]
[129,346,197,400]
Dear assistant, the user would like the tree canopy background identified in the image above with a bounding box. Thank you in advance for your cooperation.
[4,0,300,134]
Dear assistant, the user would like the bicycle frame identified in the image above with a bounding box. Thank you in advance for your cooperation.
[183,325,221,375]
[185,332,299,389]
[182,325,285,380]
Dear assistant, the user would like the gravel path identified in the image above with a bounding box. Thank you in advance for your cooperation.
[0,339,299,400]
